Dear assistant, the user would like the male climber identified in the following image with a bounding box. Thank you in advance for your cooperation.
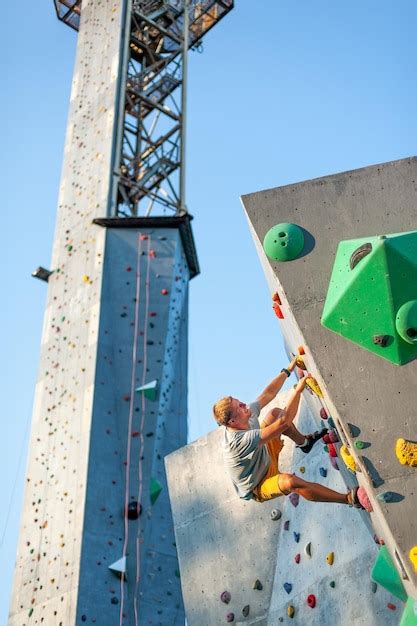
[213,356,363,507]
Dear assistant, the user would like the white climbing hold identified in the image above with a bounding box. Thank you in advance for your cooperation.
[109,556,127,577]
[304,542,312,558]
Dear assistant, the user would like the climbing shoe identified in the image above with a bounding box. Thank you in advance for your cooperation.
[305,376,323,398]
[299,428,328,454]
[396,438,417,467]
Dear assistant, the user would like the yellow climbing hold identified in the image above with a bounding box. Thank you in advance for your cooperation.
[326,551,334,565]
[299,466,305,474]
[340,445,358,473]
[305,376,323,398]
[295,356,306,369]
[396,438,417,467]
[287,605,295,619]
[82,275,90,283]
[409,546,417,572]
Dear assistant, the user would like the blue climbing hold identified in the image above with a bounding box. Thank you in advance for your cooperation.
[293,532,300,543]
[283,582,293,594]
[319,467,327,478]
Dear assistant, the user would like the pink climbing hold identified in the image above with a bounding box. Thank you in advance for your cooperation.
[320,408,328,419]
[140,235,148,240]
[357,487,373,512]
[289,493,299,507]
[226,613,234,623]
[323,431,339,444]
[220,591,231,604]
[149,249,156,258]
[307,594,316,608]
[295,554,301,564]
[161,289,169,295]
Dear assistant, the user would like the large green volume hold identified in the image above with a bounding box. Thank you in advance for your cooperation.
[321,231,417,365]
[371,546,408,602]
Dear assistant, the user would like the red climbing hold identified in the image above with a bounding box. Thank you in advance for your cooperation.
[320,408,328,419]
[149,249,156,258]
[298,346,305,355]
[161,289,169,295]
[149,312,157,317]
[123,395,130,402]
[307,594,316,608]
[140,235,148,240]
[126,266,132,272]
[272,292,282,305]
[273,304,284,319]
[295,554,301,564]
[387,603,396,611]
[131,432,139,438]
[327,443,337,458]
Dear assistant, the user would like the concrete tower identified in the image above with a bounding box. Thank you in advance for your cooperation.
[9,1,233,625]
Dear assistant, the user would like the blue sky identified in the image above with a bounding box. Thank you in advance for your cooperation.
[2,1,417,621]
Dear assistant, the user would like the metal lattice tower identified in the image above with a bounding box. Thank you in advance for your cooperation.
[54,0,233,217]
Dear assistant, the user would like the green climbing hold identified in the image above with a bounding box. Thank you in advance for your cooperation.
[135,380,158,401]
[354,440,366,449]
[29,608,34,617]
[263,223,305,262]
[396,300,417,345]
[321,230,417,365]
[150,477,163,505]
[399,596,417,626]
[329,580,336,588]
[371,546,408,602]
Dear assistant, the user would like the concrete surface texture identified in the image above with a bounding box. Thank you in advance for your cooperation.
[241,157,417,601]
[8,0,188,623]
[166,391,400,625]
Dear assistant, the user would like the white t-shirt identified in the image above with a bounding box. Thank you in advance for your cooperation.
[222,401,270,500]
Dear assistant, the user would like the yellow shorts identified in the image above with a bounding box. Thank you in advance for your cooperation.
[252,435,287,502]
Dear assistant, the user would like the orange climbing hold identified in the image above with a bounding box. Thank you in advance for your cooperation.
[273,303,284,319]
[272,292,282,305]
[297,346,305,355]
[326,552,334,565]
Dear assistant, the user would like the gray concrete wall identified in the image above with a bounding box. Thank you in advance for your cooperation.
[166,393,399,625]
[9,1,188,623]
[241,157,417,599]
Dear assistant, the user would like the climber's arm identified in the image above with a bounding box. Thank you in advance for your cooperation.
[256,356,298,409]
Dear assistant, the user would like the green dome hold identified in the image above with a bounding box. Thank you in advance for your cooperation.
[396,300,417,345]
[263,223,304,261]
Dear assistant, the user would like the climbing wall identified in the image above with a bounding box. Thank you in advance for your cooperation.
[166,391,400,624]
[241,157,417,616]
[8,0,189,623]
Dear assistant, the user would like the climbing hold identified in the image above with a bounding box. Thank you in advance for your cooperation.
[289,493,299,507]
[326,552,334,565]
[226,612,234,622]
[253,579,263,590]
[329,581,336,589]
[135,379,158,401]
[323,431,339,444]
[295,356,306,369]
[161,289,169,295]
[372,545,407,601]
[327,417,336,429]
[220,591,231,604]
[150,477,163,505]
[357,487,373,512]
[396,438,417,467]
[293,532,300,543]
[396,299,417,344]
[108,556,127,578]
[28,608,34,618]
[284,520,290,531]
[149,249,156,257]
[298,346,305,355]
[299,466,305,473]
[319,467,327,478]
[320,407,328,419]
[242,605,250,618]
[354,440,366,449]
[273,303,284,319]
[330,457,339,470]
[371,582,378,593]
[373,334,390,347]
[387,603,397,611]
[287,605,295,619]
[409,546,417,572]
[140,234,148,240]
[270,508,282,521]
[283,582,292,594]
[340,445,357,472]
[82,275,91,283]
[110,597,119,605]
[294,553,301,564]
[377,491,394,503]
[305,376,323,397]
[127,501,141,520]
[307,594,316,608]
[263,222,305,261]
[327,443,337,458]
[304,542,312,558]
[272,292,282,305]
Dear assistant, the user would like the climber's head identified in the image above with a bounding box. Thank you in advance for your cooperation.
[213,397,250,428]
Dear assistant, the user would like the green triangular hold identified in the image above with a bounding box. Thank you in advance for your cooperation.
[321,231,417,365]
[150,477,163,505]
[135,380,158,401]
[399,596,417,626]
[371,546,408,602]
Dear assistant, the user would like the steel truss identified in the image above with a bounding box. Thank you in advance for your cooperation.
[53,0,233,216]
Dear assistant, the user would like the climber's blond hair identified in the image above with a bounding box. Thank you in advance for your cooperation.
[213,396,233,426]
